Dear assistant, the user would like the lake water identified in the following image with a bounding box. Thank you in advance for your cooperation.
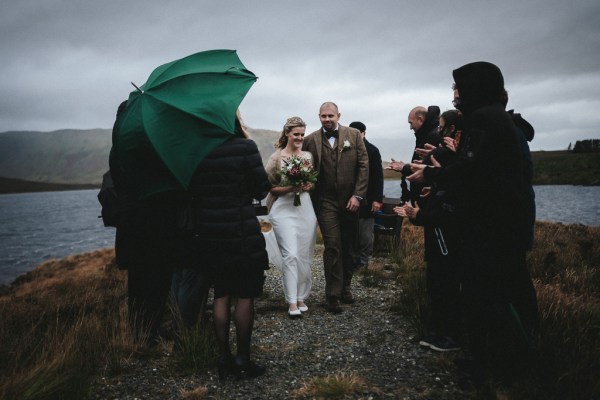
[0,185,599,285]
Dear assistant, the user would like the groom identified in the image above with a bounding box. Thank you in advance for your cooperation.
[303,102,369,313]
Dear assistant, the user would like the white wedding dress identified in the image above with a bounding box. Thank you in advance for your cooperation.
[265,151,317,305]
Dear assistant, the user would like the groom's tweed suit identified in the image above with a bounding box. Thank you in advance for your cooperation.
[303,125,369,300]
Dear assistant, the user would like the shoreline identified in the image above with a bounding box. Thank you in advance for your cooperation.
[0,176,99,195]
[3,218,599,288]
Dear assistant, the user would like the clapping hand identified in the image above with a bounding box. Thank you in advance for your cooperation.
[386,158,405,172]
[406,155,441,182]
[414,143,438,159]
[393,202,420,219]
[443,137,457,152]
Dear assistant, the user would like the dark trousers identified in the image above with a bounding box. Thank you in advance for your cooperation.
[426,255,461,339]
[317,199,359,298]
[171,268,209,328]
[460,246,537,379]
[355,216,375,267]
[127,262,173,342]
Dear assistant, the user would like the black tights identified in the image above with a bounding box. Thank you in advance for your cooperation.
[213,295,255,362]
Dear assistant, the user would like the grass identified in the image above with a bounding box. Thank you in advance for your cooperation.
[0,249,131,399]
[0,220,598,399]
[170,321,218,374]
[291,371,367,399]
[390,221,600,400]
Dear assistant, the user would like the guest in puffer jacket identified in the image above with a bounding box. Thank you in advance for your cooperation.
[174,111,271,380]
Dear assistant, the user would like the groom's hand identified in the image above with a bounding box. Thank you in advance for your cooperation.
[346,196,360,212]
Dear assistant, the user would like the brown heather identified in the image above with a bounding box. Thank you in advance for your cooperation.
[393,221,600,400]
[0,221,598,399]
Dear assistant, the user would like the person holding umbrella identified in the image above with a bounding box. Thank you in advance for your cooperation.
[111,50,270,378]
[110,100,183,347]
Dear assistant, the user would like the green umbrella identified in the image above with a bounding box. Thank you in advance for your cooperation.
[115,49,257,199]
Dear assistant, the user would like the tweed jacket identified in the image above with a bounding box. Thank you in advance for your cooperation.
[302,125,369,211]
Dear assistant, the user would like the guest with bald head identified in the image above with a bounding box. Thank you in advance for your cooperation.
[388,105,442,205]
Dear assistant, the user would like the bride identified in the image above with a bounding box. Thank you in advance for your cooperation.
[265,117,318,318]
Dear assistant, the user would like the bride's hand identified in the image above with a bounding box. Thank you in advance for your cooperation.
[301,183,313,192]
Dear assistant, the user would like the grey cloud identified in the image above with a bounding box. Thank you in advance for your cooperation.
[0,0,599,152]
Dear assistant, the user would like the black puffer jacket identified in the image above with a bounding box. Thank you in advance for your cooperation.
[181,137,271,271]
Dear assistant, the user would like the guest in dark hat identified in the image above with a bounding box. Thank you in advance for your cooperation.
[349,121,383,270]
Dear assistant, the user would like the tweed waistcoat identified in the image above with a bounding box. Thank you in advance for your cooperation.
[320,136,339,201]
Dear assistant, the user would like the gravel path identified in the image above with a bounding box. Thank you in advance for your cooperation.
[91,245,475,399]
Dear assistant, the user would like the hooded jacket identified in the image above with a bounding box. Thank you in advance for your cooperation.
[426,62,526,251]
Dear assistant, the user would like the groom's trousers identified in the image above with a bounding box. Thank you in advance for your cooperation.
[317,198,359,298]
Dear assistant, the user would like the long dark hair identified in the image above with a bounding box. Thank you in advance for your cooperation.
[440,109,462,138]
[234,109,251,139]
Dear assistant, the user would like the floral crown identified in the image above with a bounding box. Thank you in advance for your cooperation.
[284,116,306,130]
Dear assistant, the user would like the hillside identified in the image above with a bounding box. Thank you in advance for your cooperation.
[382,151,600,185]
[531,150,600,185]
[0,128,280,188]
[0,129,111,185]
[1,129,598,193]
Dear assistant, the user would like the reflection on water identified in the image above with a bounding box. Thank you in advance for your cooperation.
[0,185,598,285]
[0,190,114,285]
[383,181,600,227]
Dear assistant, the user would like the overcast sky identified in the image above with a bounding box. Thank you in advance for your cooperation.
[1,0,599,161]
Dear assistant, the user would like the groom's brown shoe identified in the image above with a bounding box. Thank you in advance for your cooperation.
[325,297,343,314]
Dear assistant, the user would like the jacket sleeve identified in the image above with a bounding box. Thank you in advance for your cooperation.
[354,133,369,198]
[371,146,384,202]
[245,140,271,201]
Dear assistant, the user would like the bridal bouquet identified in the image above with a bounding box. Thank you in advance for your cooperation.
[278,155,318,206]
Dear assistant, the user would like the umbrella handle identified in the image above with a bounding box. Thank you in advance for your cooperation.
[130,82,143,93]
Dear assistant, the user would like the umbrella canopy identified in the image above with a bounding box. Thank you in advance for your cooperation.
[115,49,257,198]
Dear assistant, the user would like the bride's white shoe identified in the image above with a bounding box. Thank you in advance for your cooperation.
[298,305,308,312]
[288,308,302,318]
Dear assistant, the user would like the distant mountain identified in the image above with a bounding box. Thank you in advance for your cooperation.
[0,128,280,186]
[0,129,112,185]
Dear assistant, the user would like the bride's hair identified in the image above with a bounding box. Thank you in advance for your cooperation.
[275,116,306,149]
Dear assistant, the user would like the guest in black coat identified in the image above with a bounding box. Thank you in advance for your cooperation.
[349,121,383,269]
[110,100,185,346]
[409,61,537,382]
[395,112,463,352]
[175,111,271,379]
